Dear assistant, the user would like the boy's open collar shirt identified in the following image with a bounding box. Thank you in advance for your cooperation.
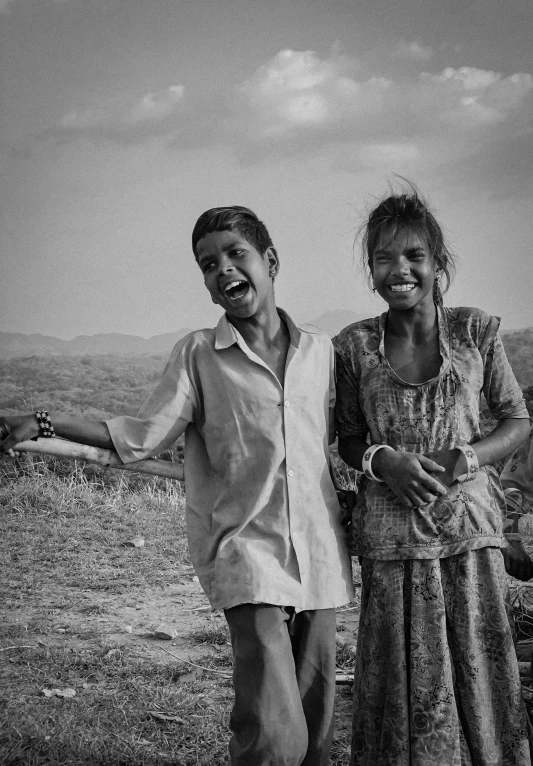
[107,309,353,611]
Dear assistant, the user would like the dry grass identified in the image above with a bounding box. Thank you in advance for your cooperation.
[0,456,189,597]
[0,456,353,765]
[5,452,533,764]
[1,644,233,765]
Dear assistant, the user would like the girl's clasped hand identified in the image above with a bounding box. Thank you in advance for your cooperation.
[370,447,459,508]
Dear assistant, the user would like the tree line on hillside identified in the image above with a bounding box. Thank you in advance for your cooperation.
[499,329,533,388]
[1,336,532,421]
[0,354,167,419]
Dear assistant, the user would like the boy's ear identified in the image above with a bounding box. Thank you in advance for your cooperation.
[266,247,280,278]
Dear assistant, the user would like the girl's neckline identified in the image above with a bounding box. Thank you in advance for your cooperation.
[377,304,451,387]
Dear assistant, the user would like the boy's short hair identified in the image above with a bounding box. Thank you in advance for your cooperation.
[192,206,273,260]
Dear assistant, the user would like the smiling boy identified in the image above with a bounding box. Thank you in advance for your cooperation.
[0,206,353,766]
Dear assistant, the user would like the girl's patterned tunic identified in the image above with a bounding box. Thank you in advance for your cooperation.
[334,305,528,560]
[334,306,532,766]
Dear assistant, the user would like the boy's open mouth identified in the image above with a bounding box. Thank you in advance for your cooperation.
[224,280,250,301]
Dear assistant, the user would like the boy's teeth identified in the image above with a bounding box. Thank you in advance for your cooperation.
[224,280,249,299]
[225,280,246,293]
[390,284,415,292]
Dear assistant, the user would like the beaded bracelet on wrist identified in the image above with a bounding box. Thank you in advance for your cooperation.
[35,409,55,438]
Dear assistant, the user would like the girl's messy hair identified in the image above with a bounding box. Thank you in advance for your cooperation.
[360,181,456,303]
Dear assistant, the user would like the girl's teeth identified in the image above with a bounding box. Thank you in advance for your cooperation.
[390,284,415,292]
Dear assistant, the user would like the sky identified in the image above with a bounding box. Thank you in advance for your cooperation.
[1,0,532,339]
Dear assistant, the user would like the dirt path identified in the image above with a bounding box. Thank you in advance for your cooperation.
[4,577,361,663]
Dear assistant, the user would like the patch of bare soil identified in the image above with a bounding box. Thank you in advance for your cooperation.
[3,575,361,666]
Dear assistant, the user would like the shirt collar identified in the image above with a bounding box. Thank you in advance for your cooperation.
[214,308,304,351]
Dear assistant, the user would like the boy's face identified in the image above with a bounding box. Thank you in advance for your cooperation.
[196,229,279,320]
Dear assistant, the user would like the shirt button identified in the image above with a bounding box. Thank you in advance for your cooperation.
[292,533,297,541]
[288,469,294,477]
[284,400,290,407]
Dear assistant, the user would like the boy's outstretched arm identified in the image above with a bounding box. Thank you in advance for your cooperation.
[0,413,114,455]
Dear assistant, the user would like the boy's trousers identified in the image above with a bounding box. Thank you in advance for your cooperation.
[223,603,337,766]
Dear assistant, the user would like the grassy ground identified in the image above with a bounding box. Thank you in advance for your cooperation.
[5,454,533,765]
[0,456,356,765]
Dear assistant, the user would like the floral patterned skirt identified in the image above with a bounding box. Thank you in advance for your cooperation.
[351,548,532,766]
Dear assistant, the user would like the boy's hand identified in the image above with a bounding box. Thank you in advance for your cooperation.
[336,488,357,518]
[502,539,533,581]
[0,415,39,458]
[336,489,357,554]
[372,449,447,508]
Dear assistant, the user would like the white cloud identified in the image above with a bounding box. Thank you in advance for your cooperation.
[420,66,533,128]
[235,49,391,139]
[225,50,533,176]
[429,66,500,90]
[129,86,185,124]
[396,40,433,63]
[225,50,533,180]
[58,86,185,135]
[237,54,526,150]
[52,49,533,176]
[235,51,532,148]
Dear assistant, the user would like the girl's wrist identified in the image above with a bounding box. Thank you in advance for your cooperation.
[363,444,394,482]
[452,445,479,483]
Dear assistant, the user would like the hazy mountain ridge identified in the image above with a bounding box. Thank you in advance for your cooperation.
[1,315,532,420]
[2,310,531,360]
[0,310,367,358]
[0,328,193,358]
[1,313,532,395]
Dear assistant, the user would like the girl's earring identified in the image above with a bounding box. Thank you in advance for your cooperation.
[434,273,443,305]
[372,282,376,293]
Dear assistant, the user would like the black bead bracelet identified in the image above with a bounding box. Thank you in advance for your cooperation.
[35,409,55,438]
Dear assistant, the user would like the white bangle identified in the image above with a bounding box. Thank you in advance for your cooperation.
[362,444,394,482]
[454,444,479,483]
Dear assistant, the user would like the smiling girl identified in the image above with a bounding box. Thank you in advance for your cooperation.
[334,187,532,765]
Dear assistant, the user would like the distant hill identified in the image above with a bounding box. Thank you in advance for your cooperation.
[0,318,531,419]
[1,317,532,388]
[0,329,193,359]
[0,312,367,358]
[498,327,533,388]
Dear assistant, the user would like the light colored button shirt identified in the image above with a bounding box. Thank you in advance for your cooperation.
[107,309,353,611]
